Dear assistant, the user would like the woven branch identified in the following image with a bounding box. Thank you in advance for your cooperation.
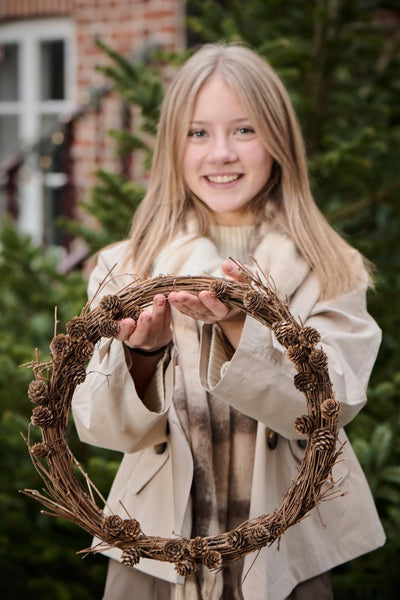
[21,271,342,573]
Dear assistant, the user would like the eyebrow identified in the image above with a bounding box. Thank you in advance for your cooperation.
[189,117,250,124]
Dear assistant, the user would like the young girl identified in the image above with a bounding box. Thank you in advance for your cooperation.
[72,43,385,600]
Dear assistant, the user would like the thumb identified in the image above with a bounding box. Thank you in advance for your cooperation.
[222,259,248,282]
[115,318,136,342]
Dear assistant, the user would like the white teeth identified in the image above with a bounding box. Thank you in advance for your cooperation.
[207,174,240,183]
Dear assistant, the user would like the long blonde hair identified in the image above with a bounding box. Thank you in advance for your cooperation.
[126,43,372,299]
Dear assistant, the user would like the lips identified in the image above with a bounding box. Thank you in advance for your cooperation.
[205,174,242,183]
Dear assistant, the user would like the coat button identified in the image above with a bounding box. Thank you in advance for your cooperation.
[154,442,167,455]
[267,430,278,450]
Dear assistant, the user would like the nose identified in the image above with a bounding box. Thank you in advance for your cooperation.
[206,134,238,164]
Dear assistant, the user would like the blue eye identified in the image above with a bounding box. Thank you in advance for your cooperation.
[237,126,255,135]
[188,129,206,138]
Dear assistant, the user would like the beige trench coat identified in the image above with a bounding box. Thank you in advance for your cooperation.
[72,227,385,600]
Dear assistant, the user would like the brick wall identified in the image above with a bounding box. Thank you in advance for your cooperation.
[0,0,72,20]
[1,0,185,222]
[71,0,185,199]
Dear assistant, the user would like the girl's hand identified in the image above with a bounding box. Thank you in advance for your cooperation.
[168,259,249,348]
[115,294,172,352]
[168,288,232,324]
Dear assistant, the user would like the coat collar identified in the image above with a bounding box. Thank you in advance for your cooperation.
[152,220,310,301]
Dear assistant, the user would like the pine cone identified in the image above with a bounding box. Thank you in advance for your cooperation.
[50,333,73,360]
[226,529,245,549]
[175,558,194,577]
[99,294,123,318]
[103,514,124,538]
[293,372,317,393]
[124,305,141,321]
[65,364,87,386]
[286,344,309,365]
[269,517,286,540]
[98,318,120,338]
[164,540,185,561]
[203,550,222,570]
[66,316,88,341]
[321,398,340,419]
[31,442,50,458]
[300,326,321,347]
[31,405,55,428]
[208,279,230,301]
[27,379,48,404]
[121,547,141,567]
[294,415,314,435]
[272,321,299,346]
[311,428,336,451]
[73,339,95,363]
[188,536,209,557]
[248,524,271,545]
[122,518,141,540]
[243,290,264,312]
[308,347,328,371]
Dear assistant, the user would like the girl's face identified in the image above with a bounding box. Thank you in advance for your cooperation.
[183,76,273,225]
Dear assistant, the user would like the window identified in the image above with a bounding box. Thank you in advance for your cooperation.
[0,42,19,165]
[0,18,74,245]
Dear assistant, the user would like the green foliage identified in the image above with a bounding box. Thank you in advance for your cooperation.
[333,371,400,597]
[95,38,164,137]
[61,170,145,254]
[349,373,400,517]
[0,217,120,598]
[65,39,167,253]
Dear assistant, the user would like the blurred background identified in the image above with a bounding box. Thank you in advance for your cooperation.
[1,1,399,598]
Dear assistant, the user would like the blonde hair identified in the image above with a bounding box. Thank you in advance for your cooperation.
[126,43,372,299]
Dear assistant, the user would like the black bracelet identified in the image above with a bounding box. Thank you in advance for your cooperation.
[126,344,169,357]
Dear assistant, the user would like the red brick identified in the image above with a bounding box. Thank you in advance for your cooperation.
[1,0,185,218]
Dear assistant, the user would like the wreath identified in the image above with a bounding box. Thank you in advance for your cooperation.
[22,266,343,576]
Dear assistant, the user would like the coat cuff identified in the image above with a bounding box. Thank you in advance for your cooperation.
[72,339,174,453]
[200,315,305,439]
[205,324,235,388]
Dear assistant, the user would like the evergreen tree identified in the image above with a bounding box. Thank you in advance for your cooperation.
[0,218,122,598]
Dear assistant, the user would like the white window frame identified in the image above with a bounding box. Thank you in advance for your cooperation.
[0,18,75,244]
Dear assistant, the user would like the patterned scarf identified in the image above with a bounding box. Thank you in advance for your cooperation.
[174,315,257,600]
[151,218,310,599]
[172,314,257,599]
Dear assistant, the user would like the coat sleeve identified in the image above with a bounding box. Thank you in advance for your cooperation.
[199,271,381,439]
[71,244,174,454]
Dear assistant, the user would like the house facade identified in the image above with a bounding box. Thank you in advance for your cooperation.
[0,0,185,254]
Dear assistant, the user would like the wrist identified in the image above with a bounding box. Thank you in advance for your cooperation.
[219,309,244,324]
[124,343,170,357]
[218,312,245,350]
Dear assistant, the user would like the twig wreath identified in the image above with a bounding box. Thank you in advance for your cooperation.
[22,264,344,576]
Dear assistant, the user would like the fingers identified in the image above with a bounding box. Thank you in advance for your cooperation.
[168,291,200,318]
[222,259,248,282]
[115,295,172,350]
[169,290,230,323]
[198,290,230,319]
[149,294,171,333]
[115,318,136,342]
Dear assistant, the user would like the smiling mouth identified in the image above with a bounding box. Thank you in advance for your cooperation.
[206,174,242,184]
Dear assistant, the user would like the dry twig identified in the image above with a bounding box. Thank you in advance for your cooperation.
[21,271,343,574]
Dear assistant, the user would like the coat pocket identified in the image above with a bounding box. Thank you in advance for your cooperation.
[127,444,170,494]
